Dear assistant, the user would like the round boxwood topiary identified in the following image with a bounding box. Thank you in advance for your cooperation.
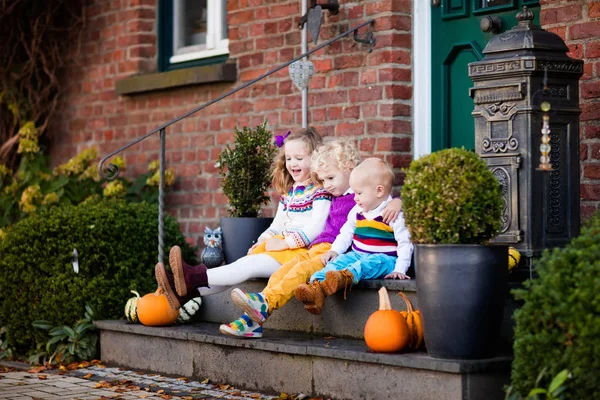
[400,148,503,244]
[0,199,196,354]
[510,216,600,399]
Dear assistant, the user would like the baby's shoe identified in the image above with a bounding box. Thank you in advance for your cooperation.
[155,263,198,310]
[295,280,326,315]
[219,313,263,338]
[321,269,355,298]
[231,288,269,324]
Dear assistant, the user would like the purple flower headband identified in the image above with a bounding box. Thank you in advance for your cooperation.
[275,131,291,148]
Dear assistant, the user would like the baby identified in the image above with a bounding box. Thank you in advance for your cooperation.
[295,157,413,314]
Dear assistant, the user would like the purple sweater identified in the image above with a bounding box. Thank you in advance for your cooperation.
[310,192,356,248]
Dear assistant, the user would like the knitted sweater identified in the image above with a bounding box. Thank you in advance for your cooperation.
[310,190,356,248]
[258,179,332,248]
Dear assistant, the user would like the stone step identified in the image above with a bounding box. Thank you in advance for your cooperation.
[196,279,517,350]
[96,320,511,400]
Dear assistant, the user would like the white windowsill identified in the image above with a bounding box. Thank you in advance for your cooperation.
[170,47,229,64]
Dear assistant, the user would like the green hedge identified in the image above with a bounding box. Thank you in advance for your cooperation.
[511,216,600,399]
[0,199,196,353]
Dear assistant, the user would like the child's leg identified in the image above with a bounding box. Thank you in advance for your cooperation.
[265,249,312,288]
[309,251,362,283]
[263,243,331,311]
[345,253,396,282]
[206,254,281,286]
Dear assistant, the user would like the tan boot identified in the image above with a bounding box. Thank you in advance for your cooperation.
[295,280,326,315]
[321,269,354,299]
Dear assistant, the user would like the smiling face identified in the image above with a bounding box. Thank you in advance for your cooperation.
[316,165,352,197]
[284,139,312,183]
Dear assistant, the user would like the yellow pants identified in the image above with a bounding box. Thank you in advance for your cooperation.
[250,235,310,265]
[263,242,332,312]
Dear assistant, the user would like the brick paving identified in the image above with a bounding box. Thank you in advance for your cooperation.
[0,365,285,400]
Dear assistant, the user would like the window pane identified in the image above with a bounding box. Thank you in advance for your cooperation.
[478,0,511,7]
[221,0,228,40]
[186,0,208,46]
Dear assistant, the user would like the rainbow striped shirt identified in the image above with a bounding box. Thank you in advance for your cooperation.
[352,214,397,256]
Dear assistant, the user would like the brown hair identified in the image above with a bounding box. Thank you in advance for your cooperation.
[272,127,323,195]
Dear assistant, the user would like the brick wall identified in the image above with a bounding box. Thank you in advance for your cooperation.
[49,0,413,247]
[540,0,600,219]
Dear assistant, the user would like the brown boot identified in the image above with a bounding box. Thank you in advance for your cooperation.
[321,269,354,299]
[155,263,199,310]
[295,280,326,315]
[169,245,209,296]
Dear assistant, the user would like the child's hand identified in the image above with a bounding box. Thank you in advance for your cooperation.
[384,272,409,280]
[321,251,338,264]
[265,237,289,251]
[247,243,260,255]
[382,198,403,224]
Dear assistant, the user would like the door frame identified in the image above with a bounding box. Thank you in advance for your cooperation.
[413,0,432,159]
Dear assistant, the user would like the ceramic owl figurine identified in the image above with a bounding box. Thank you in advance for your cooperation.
[201,226,224,268]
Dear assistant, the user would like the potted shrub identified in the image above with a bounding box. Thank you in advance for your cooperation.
[401,148,506,359]
[217,121,277,263]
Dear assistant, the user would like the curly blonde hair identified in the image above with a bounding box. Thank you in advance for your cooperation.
[272,127,323,195]
[311,140,361,178]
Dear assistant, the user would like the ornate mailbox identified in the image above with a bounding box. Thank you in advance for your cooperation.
[469,7,583,278]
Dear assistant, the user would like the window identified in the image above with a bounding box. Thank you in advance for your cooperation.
[158,0,229,72]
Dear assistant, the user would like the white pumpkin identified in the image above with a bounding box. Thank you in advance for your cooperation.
[177,297,202,323]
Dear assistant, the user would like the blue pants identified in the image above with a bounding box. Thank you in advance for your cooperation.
[309,250,396,284]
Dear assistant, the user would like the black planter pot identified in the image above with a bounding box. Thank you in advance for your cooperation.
[416,244,508,359]
[220,217,273,264]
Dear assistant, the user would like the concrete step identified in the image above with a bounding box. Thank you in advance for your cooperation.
[196,279,517,350]
[96,320,511,400]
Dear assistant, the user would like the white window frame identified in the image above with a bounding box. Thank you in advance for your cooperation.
[170,0,229,64]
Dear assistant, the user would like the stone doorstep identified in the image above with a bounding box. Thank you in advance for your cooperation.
[95,320,512,375]
[97,321,512,400]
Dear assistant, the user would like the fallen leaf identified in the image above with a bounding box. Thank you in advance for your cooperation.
[27,366,46,373]
[59,365,67,371]
[176,377,188,381]
[218,384,230,390]
[250,394,261,399]
[157,389,165,394]
[323,336,335,340]
[83,373,93,379]
[279,393,289,399]
[201,378,210,384]
[37,375,47,380]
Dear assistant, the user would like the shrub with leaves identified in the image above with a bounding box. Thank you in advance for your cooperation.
[401,148,503,244]
[217,121,277,217]
[505,369,571,400]
[0,140,176,229]
[0,199,196,354]
[510,216,600,399]
[30,305,98,365]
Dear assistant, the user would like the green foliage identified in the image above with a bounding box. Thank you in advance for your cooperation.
[400,148,503,244]
[0,199,196,354]
[506,369,571,400]
[30,305,98,365]
[0,326,14,360]
[511,216,600,399]
[217,121,277,217]
[0,145,175,230]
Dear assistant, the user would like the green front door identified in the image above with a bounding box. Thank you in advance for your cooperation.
[431,0,539,151]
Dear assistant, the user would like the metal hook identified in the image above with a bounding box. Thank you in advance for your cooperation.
[353,23,376,53]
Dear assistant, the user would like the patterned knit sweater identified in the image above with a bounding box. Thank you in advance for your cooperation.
[258,179,332,249]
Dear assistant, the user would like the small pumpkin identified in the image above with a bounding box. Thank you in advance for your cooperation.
[364,287,410,353]
[508,246,521,271]
[177,297,202,323]
[137,288,179,326]
[124,290,141,323]
[397,292,424,350]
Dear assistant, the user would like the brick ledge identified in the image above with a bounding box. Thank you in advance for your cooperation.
[116,63,237,96]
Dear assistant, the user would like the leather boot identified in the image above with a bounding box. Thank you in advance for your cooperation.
[169,245,209,296]
[155,263,200,310]
[295,280,326,315]
[321,269,354,299]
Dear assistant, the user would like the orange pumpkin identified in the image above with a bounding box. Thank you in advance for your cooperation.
[364,287,410,353]
[137,288,179,326]
[397,292,424,350]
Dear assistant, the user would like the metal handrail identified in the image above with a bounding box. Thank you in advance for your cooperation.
[98,19,376,263]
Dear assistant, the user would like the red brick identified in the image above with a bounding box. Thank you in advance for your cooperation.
[335,121,364,136]
[570,22,600,40]
[581,204,598,220]
[229,10,254,25]
[385,85,413,100]
[581,82,600,99]
[367,120,412,134]
[581,102,600,121]
[349,86,383,103]
[589,1,600,18]
[343,106,360,119]
[567,43,583,59]
[377,136,411,152]
[586,124,600,139]
[366,0,411,15]
[585,42,600,59]
[581,184,600,201]
[270,3,299,18]
[379,103,411,117]
[583,165,600,181]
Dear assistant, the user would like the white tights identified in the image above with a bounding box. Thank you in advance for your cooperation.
[196,254,281,296]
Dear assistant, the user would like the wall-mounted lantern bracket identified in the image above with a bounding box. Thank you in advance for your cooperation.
[353,23,376,53]
[298,0,339,29]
